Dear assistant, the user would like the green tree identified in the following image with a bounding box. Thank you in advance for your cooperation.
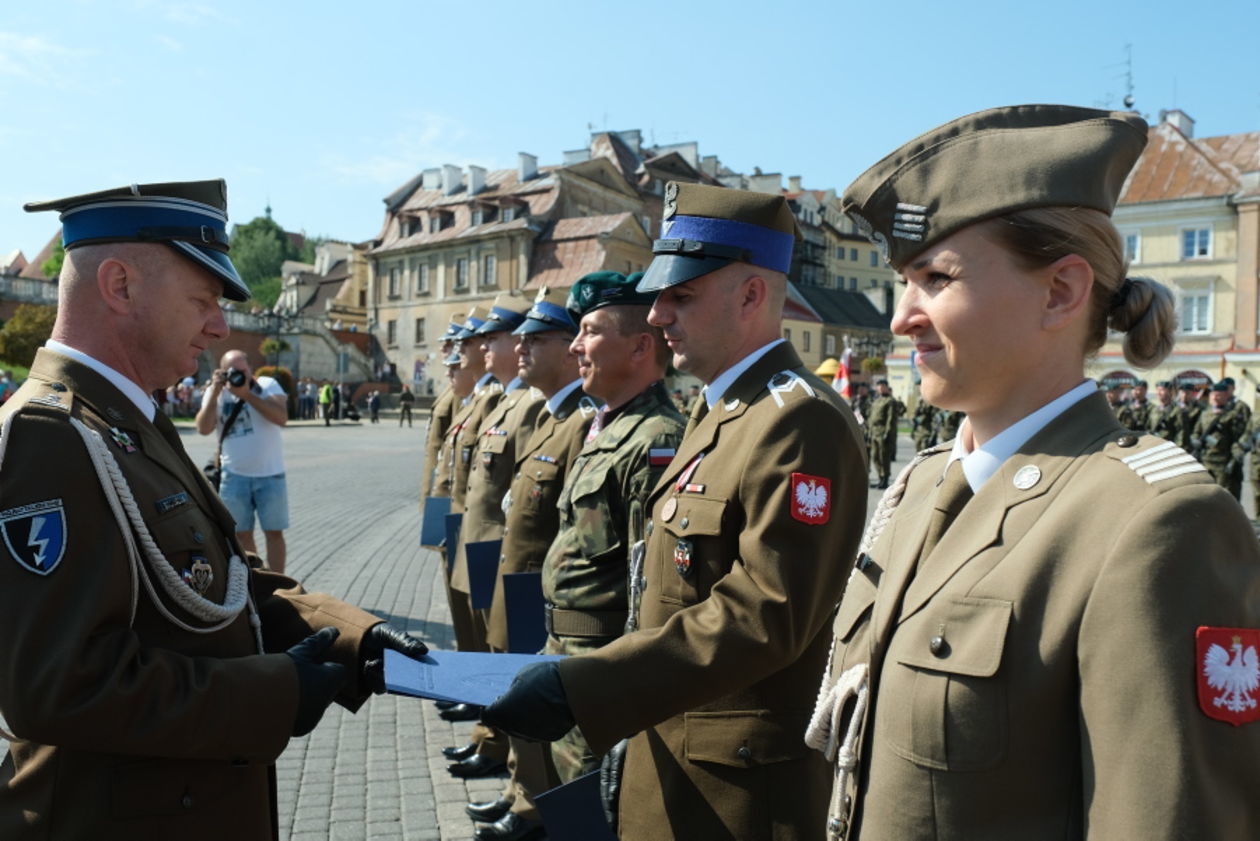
[230,215,291,288]
[260,337,291,365]
[40,238,65,279]
[0,304,57,368]
[249,277,282,309]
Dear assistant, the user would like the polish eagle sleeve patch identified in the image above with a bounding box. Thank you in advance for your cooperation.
[790,473,831,525]
[1197,626,1260,726]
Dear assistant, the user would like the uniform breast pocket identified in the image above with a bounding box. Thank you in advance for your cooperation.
[658,496,726,606]
[830,567,879,675]
[149,505,228,602]
[480,434,509,470]
[880,596,1012,771]
[521,459,561,513]
[567,464,624,563]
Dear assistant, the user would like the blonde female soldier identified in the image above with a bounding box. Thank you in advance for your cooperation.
[808,105,1260,840]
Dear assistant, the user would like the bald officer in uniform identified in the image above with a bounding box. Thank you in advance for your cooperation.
[0,180,426,840]
[484,183,868,840]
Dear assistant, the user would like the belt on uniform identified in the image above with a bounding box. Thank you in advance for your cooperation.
[543,603,628,638]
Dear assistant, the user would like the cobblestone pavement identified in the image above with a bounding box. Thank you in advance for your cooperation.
[176,415,1256,840]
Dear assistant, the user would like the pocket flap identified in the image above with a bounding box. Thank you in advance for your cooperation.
[833,567,879,643]
[896,596,1012,677]
[523,458,561,482]
[684,709,811,767]
[482,434,509,454]
[660,496,725,538]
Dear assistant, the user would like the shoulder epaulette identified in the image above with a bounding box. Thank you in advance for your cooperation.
[766,370,816,409]
[1114,438,1207,485]
[578,397,599,417]
[13,381,73,416]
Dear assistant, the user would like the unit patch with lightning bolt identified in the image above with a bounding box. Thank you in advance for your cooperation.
[1,499,68,575]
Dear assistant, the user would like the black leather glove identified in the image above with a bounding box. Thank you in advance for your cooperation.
[600,738,628,831]
[480,661,575,742]
[285,627,349,737]
[360,622,429,694]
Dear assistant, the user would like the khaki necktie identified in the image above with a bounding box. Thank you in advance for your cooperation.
[684,397,709,437]
[918,459,973,562]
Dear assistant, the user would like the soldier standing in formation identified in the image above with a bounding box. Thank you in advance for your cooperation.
[485,182,867,840]
[1191,381,1249,501]
[1103,380,1126,420]
[935,407,964,443]
[866,378,904,489]
[0,179,427,839]
[1176,380,1204,451]
[421,319,463,496]
[910,387,938,451]
[1147,378,1180,442]
[809,104,1260,841]
[1116,378,1150,430]
[468,286,598,841]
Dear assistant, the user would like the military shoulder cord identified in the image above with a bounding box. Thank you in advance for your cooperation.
[805,442,951,839]
[65,417,263,650]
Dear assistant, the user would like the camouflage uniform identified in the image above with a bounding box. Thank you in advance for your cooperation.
[1191,399,1249,500]
[542,381,684,780]
[1117,399,1151,431]
[936,409,965,443]
[1246,412,1260,517]
[1176,399,1203,453]
[866,393,904,487]
[1146,399,1181,443]
[910,398,937,451]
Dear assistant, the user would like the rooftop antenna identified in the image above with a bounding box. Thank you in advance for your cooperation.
[1122,43,1135,110]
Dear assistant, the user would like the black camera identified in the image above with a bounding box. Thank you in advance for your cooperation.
[226,369,247,388]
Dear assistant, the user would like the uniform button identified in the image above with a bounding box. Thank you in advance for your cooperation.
[181,794,194,809]
[735,745,752,762]
[192,531,206,544]
[929,635,946,656]
[680,516,689,528]
[1117,434,1138,447]
[828,817,848,837]
[50,382,67,392]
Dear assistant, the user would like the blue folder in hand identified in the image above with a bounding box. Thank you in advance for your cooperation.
[420,496,451,547]
[466,540,502,610]
[503,571,547,654]
[536,770,617,841]
[384,648,562,707]
[444,513,462,575]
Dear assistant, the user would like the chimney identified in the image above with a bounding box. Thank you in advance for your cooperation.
[1161,108,1195,138]
[788,175,803,192]
[441,164,462,196]
[468,165,486,196]
[421,167,441,190]
[700,155,719,177]
[615,129,642,155]
[518,152,538,182]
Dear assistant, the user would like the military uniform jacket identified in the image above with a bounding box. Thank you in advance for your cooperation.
[422,386,455,498]
[823,392,1260,840]
[0,350,380,841]
[558,343,867,841]
[451,385,545,595]
[1146,399,1181,442]
[1192,400,1249,464]
[486,387,597,651]
[542,381,684,646]
[447,382,503,513]
[867,395,904,444]
[1117,398,1150,431]
[1176,401,1203,451]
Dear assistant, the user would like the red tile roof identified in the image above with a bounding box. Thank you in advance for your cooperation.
[1121,122,1258,204]
[526,212,639,290]
[19,230,60,279]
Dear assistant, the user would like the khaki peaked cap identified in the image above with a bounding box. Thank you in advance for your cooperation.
[841,104,1149,270]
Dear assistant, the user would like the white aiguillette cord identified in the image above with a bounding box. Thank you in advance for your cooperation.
[805,442,951,837]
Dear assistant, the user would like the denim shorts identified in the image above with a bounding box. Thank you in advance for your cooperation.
[220,471,290,532]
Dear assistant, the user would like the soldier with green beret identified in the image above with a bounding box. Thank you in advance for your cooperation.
[1146,379,1181,442]
[1102,379,1127,421]
[485,182,867,841]
[1191,381,1249,500]
[1117,379,1151,430]
[0,180,428,839]
[1176,380,1205,451]
[807,105,1260,841]
[866,379,905,489]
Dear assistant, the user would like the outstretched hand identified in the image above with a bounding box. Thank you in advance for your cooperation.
[480,661,575,742]
[361,622,429,694]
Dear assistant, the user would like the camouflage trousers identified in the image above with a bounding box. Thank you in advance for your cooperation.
[870,434,894,482]
[544,632,617,782]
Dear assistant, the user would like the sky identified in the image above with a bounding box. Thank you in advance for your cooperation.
[1,0,1257,260]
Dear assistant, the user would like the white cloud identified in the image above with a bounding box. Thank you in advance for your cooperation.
[321,112,502,186]
[0,32,90,84]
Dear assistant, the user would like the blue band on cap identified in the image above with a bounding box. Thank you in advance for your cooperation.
[485,306,526,329]
[528,300,577,329]
[463,316,486,331]
[60,199,229,250]
[661,215,793,272]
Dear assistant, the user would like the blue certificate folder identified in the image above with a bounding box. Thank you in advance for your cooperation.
[503,572,547,654]
[384,649,562,707]
[535,770,617,841]
[444,513,462,574]
[419,496,451,547]
[466,540,502,610]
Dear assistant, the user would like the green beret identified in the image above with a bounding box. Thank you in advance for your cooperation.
[841,105,1149,270]
[638,182,800,292]
[566,271,655,320]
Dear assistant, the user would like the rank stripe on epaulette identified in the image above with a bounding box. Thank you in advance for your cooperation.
[1120,441,1209,484]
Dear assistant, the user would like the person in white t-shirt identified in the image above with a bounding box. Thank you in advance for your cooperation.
[195,349,290,572]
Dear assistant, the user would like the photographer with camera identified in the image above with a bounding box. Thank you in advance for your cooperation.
[196,349,291,571]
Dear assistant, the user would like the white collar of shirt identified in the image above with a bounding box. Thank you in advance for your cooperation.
[44,339,156,421]
[947,379,1096,492]
[546,379,583,415]
[704,339,785,409]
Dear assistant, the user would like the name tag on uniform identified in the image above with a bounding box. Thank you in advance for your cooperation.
[155,492,190,514]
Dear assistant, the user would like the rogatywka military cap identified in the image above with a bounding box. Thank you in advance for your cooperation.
[474,292,531,335]
[637,182,800,292]
[442,316,465,341]
[841,105,1149,271]
[515,286,579,336]
[456,305,489,340]
[567,271,655,320]
[24,179,250,301]
[1155,380,1173,388]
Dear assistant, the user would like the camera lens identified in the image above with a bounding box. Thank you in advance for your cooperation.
[227,369,247,388]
